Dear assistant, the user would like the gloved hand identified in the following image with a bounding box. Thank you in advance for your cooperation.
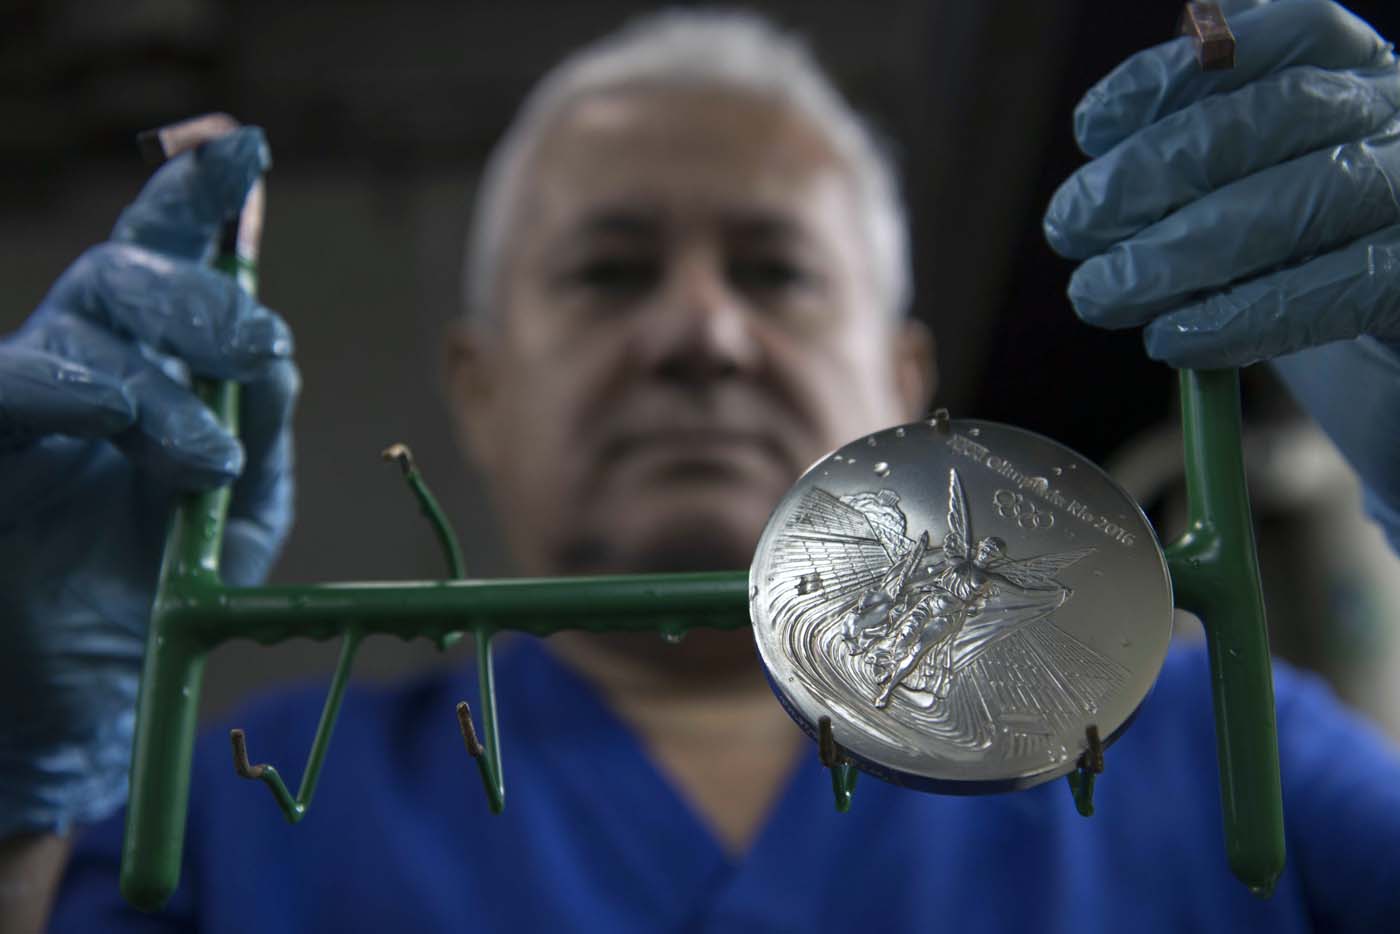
[0,127,298,837]
[1043,0,1400,552]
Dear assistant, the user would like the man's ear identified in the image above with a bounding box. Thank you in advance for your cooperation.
[892,317,937,419]
[441,318,500,470]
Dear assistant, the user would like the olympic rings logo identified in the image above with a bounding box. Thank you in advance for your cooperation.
[993,489,1054,530]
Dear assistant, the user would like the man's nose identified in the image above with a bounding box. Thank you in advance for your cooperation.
[631,248,762,382]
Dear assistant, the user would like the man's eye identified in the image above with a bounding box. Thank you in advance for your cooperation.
[728,257,811,293]
[571,257,660,295]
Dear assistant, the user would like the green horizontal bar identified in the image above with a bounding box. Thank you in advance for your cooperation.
[173,571,752,649]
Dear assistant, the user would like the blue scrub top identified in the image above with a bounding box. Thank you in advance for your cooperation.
[52,640,1400,932]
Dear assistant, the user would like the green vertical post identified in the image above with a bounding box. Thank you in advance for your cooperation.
[120,254,248,909]
[473,628,506,812]
[119,386,235,909]
[1164,369,1285,896]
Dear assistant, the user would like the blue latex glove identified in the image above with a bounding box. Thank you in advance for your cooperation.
[1043,0,1400,552]
[0,127,299,837]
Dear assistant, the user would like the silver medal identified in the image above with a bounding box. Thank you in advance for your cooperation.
[749,416,1174,793]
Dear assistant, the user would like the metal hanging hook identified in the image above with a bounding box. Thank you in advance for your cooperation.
[230,729,267,779]
[818,716,858,812]
[382,442,468,652]
[379,443,507,812]
[456,701,485,758]
[226,628,365,824]
[1066,723,1104,817]
[459,630,507,815]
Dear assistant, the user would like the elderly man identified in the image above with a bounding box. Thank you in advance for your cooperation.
[3,4,1400,932]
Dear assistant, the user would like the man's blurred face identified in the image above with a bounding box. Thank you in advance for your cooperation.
[451,86,932,575]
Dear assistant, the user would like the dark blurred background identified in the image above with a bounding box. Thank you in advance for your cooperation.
[4,0,1398,736]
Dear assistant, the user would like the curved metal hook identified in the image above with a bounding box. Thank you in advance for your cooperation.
[227,629,363,823]
[818,716,857,813]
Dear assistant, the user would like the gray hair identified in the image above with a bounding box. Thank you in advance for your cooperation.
[462,8,911,326]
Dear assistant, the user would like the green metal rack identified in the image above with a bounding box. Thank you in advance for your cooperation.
[118,290,1286,912]
[120,40,1284,899]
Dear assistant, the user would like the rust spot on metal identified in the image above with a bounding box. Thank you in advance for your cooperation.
[230,728,267,780]
[381,443,417,477]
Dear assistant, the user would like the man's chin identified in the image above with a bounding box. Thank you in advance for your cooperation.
[557,486,777,574]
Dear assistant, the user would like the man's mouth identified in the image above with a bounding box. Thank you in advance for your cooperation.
[603,429,791,475]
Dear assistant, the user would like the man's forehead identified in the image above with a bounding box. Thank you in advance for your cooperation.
[542,85,843,159]
[522,85,857,224]
[561,202,815,242]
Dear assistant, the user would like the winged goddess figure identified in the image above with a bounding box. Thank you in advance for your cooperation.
[764,464,1131,758]
[837,469,1097,709]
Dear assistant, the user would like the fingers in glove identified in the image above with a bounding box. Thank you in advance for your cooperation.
[30,312,244,489]
[1143,222,1400,367]
[0,346,136,451]
[1069,117,1400,327]
[42,242,293,380]
[109,126,270,263]
[1048,64,1400,258]
[221,357,299,587]
[1075,0,1393,158]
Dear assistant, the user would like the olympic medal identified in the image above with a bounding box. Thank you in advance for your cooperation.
[749,416,1174,793]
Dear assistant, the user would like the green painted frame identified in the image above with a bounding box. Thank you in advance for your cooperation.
[118,268,1283,912]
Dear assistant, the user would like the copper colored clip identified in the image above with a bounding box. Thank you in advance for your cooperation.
[230,728,268,780]
[457,701,485,759]
[137,112,241,165]
[1179,2,1236,71]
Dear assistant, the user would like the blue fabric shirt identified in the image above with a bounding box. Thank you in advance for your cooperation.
[52,639,1400,932]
